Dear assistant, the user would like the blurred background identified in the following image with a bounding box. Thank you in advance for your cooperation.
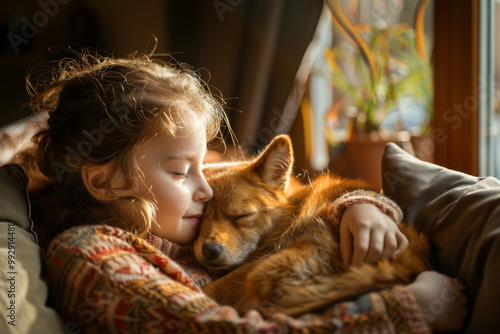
[0,0,496,188]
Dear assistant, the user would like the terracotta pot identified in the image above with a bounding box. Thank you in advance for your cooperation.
[342,131,414,190]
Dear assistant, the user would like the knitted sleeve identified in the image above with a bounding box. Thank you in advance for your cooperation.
[331,189,404,226]
[44,225,429,334]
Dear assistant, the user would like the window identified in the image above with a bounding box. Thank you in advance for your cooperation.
[480,0,500,177]
[305,0,434,182]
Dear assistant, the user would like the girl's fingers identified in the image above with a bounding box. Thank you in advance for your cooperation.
[380,232,398,260]
[351,228,370,266]
[393,231,409,257]
[364,230,385,264]
[340,230,353,265]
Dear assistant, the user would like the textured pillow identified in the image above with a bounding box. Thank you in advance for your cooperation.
[382,142,500,333]
[0,164,64,334]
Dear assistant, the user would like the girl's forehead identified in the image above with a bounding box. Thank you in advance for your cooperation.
[172,118,207,140]
[142,112,207,139]
[137,128,207,156]
[165,109,207,132]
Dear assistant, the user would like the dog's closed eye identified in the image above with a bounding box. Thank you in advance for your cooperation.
[233,213,256,223]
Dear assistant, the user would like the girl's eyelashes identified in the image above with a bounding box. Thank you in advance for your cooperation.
[162,159,205,180]
[172,172,188,179]
[162,162,189,177]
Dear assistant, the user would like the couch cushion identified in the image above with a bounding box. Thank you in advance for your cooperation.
[0,164,64,333]
[0,164,36,235]
[382,142,500,333]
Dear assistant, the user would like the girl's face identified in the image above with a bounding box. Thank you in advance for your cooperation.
[133,128,214,244]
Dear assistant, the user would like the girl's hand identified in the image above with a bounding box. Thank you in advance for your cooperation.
[406,271,468,331]
[339,203,408,266]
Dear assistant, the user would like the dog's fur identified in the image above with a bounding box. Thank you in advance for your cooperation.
[195,135,429,316]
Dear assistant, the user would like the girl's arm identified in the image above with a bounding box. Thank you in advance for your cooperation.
[45,224,431,333]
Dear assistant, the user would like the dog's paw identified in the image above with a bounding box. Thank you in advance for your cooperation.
[246,267,299,316]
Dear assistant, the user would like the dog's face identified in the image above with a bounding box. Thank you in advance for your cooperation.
[194,135,294,270]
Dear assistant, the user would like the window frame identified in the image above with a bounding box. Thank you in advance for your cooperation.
[433,0,480,175]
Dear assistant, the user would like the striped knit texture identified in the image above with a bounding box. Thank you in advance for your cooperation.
[331,190,404,226]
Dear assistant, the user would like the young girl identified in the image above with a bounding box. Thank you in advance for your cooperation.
[22,51,465,333]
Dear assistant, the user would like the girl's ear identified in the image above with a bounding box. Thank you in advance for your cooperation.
[81,165,110,201]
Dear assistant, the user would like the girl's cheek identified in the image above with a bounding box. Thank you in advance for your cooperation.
[166,185,191,204]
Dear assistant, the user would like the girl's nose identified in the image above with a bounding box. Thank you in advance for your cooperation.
[195,174,214,202]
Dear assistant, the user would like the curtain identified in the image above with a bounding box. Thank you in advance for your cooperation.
[168,0,323,154]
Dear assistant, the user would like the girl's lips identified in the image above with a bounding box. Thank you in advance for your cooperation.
[183,215,202,223]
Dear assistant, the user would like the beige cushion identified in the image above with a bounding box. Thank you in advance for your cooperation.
[0,164,64,333]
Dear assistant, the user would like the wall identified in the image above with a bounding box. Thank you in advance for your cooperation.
[0,0,169,127]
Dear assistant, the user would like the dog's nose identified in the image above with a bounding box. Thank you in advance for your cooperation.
[202,243,223,260]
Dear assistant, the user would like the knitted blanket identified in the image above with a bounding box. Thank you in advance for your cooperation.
[45,224,430,333]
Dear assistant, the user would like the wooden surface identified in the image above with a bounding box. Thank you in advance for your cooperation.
[433,0,480,175]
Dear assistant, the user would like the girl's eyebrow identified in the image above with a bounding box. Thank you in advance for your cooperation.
[163,154,198,162]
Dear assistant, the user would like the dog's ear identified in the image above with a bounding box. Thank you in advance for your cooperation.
[251,135,294,190]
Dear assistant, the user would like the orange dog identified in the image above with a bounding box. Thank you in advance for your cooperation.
[195,135,429,316]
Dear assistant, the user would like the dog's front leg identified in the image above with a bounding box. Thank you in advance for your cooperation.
[244,243,339,317]
[202,262,258,314]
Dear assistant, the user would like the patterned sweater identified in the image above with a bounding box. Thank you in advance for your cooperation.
[44,224,430,334]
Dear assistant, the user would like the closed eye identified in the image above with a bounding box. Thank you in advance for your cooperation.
[233,213,256,223]
[236,213,254,219]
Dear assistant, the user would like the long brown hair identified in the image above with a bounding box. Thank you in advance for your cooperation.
[23,51,227,245]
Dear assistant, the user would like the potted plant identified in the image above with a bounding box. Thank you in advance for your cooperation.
[320,0,433,188]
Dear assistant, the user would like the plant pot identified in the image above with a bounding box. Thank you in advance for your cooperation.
[335,131,414,190]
